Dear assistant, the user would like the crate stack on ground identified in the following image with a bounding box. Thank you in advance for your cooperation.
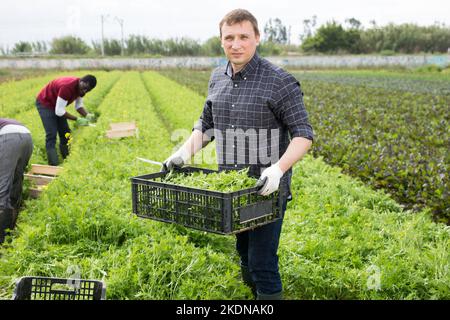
[24,164,62,198]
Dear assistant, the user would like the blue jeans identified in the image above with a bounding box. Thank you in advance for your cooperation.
[236,197,288,295]
[36,100,70,165]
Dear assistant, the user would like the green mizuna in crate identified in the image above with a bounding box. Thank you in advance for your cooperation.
[131,167,283,235]
[162,168,257,192]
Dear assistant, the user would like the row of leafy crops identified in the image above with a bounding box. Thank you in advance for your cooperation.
[159,69,450,223]
[0,71,448,299]
[294,70,450,95]
[141,71,217,169]
[0,72,68,118]
[297,78,449,222]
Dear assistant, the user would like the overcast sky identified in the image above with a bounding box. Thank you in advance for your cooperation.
[1,0,449,48]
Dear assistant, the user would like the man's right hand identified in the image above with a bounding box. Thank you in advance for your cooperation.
[162,146,191,171]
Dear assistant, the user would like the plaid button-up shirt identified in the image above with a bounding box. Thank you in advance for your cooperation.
[193,53,314,198]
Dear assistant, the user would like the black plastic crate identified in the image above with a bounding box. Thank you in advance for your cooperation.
[12,276,106,300]
[131,166,283,235]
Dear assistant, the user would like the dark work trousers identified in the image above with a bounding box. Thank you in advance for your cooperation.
[236,197,288,295]
[0,132,33,210]
[36,99,70,165]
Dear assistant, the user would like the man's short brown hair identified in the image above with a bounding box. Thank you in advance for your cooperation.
[219,9,260,37]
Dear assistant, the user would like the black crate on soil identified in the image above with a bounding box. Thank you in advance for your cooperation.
[12,276,106,300]
[131,167,283,235]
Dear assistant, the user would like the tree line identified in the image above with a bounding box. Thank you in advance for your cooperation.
[2,18,449,56]
[299,17,450,54]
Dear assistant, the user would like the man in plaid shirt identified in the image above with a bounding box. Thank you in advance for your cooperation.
[163,9,314,299]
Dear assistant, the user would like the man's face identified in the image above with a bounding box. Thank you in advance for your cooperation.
[79,80,92,97]
[221,20,260,72]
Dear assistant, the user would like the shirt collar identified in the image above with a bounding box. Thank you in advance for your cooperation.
[224,53,260,79]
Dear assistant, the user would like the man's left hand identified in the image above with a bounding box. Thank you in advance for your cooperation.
[76,117,90,126]
[257,162,284,196]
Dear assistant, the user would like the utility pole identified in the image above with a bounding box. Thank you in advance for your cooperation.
[100,14,109,56]
[115,17,124,56]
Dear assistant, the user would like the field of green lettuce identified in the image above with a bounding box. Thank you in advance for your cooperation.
[0,69,448,299]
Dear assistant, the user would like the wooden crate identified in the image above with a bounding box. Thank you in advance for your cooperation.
[28,164,62,176]
[25,164,62,198]
[23,174,54,186]
[106,121,138,139]
[28,185,48,199]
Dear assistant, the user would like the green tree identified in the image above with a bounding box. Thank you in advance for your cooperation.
[345,18,363,53]
[301,20,363,53]
[359,22,450,53]
[11,41,32,54]
[31,41,48,53]
[92,39,122,56]
[201,36,222,56]
[264,18,288,44]
[50,36,89,55]
[302,21,348,53]
[300,15,317,42]
[164,38,202,56]
[345,18,362,30]
[126,35,146,55]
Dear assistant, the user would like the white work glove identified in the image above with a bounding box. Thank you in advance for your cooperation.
[257,162,284,196]
[162,146,191,171]
[75,117,89,126]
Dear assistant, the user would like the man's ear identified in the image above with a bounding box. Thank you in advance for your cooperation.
[256,34,261,46]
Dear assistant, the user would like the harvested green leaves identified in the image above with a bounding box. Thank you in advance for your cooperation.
[161,168,257,192]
